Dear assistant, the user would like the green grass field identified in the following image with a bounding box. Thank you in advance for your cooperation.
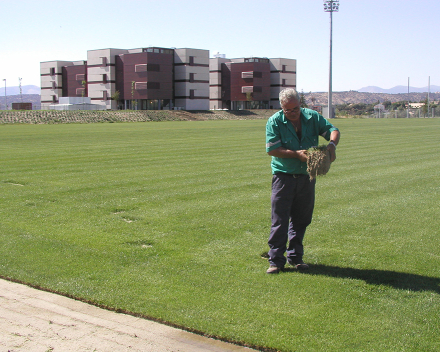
[1,118,439,351]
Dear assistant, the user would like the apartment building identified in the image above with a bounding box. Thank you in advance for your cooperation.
[41,47,209,110]
[209,57,296,110]
[41,47,296,111]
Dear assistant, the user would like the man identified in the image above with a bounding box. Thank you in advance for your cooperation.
[265,88,340,274]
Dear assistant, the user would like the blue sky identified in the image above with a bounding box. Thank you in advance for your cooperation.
[0,0,438,92]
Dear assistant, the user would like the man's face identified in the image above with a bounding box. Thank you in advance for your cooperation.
[281,99,301,121]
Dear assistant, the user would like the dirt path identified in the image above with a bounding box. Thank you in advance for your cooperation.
[0,279,257,352]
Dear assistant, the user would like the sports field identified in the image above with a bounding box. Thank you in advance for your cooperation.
[0,118,439,351]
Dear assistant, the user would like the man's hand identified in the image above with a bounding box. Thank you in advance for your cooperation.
[327,130,340,163]
[327,143,336,162]
[296,150,308,162]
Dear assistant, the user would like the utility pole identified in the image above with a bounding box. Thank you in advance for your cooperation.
[2,79,6,110]
[323,0,339,119]
[428,76,430,117]
[407,77,409,118]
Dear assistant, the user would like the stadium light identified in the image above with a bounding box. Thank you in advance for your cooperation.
[323,0,339,118]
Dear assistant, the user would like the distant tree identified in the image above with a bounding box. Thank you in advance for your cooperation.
[81,81,86,98]
[300,90,308,108]
[81,80,86,110]
[383,100,392,109]
[310,91,316,106]
[131,81,137,110]
[421,97,428,115]
[111,90,120,110]
[390,101,406,111]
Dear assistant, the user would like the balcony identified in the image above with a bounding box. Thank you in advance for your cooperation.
[242,71,253,79]
[135,64,148,73]
[135,82,148,90]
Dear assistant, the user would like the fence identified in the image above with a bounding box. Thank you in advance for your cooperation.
[369,108,439,118]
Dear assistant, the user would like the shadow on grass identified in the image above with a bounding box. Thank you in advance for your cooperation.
[289,264,440,294]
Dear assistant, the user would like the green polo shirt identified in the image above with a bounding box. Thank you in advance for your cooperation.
[266,108,339,174]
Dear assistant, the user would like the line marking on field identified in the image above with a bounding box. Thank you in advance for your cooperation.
[3,182,24,186]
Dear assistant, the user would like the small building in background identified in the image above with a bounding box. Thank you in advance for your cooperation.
[12,102,32,110]
[48,97,105,110]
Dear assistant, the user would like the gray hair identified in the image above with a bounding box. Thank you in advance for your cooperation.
[279,88,300,106]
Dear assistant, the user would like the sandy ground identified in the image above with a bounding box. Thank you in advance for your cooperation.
[0,279,257,352]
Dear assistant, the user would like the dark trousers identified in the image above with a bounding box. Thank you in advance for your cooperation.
[268,173,316,267]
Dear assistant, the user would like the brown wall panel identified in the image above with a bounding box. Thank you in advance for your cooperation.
[229,62,270,101]
[119,52,174,100]
[62,65,87,97]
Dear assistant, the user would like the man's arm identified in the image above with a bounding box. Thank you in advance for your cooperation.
[267,147,308,162]
[326,130,340,162]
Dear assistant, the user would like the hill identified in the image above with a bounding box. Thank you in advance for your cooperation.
[304,91,439,106]
[0,94,41,110]
[4,85,41,95]
[358,85,440,94]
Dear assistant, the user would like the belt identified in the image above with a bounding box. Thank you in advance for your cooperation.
[275,172,307,178]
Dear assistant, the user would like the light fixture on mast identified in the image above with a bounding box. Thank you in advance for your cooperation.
[323,0,339,119]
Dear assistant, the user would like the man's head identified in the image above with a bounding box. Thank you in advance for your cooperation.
[279,88,301,121]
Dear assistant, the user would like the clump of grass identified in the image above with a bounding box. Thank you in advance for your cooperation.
[307,145,331,180]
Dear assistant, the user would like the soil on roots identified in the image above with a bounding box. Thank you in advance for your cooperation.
[307,145,331,180]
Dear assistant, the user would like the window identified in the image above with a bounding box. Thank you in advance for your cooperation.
[136,64,160,72]
[189,56,194,66]
[50,67,55,75]
[190,89,195,99]
[148,82,160,89]
[101,57,107,67]
[52,95,57,102]
[102,74,107,83]
[190,73,195,82]
[242,86,262,93]
[52,81,56,89]
[135,64,148,72]
[76,88,85,96]
[147,64,160,72]
[145,48,172,54]
[76,74,85,81]
[134,82,160,90]
[103,91,108,100]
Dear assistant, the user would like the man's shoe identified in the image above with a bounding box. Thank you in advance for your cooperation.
[288,258,309,270]
[266,265,282,274]
[294,260,309,270]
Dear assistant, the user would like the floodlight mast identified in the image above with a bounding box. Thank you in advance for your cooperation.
[323,0,339,119]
